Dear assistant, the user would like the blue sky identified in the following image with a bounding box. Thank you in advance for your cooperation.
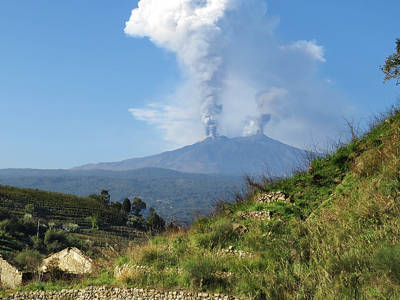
[0,0,398,169]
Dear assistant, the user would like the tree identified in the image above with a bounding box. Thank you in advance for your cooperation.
[101,189,111,205]
[90,214,99,230]
[146,207,165,232]
[122,198,132,215]
[382,38,400,85]
[111,202,122,211]
[24,204,35,215]
[88,190,111,206]
[88,193,104,203]
[132,197,146,217]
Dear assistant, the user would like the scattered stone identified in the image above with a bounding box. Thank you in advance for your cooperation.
[255,191,292,204]
[216,247,253,259]
[237,210,271,221]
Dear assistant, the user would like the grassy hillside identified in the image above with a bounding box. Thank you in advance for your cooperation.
[106,107,400,299]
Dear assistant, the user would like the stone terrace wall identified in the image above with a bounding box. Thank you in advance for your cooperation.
[8,286,243,300]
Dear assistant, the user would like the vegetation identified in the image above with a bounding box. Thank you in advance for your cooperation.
[0,186,164,273]
[122,198,132,215]
[3,39,400,299]
[382,38,400,85]
[106,104,400,299]
[0,168,243,223]
[132,197,147,217]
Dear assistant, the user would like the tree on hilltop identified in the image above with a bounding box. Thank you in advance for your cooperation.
[100,189,111,205]
[146,207,165,232]
[122,198,132,215]
[88,190,111,206]
[132,197,146,217]
[382,38,400,85]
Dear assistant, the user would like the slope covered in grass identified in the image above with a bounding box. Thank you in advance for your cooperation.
[110,107,400,299]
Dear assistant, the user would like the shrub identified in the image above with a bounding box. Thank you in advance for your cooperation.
[146,208,166,233]
[138,246,178,270]
[62,223,80,233]
[14,249,43,273]
[182,256,219,290]
[30,235,45,251]
[44,229,69,253]
[23,213,33,223]
[126,216,146,230]
[194,220,238,250]
[24,204,35,215]
[44,258,68,282]
[374,244,400,284]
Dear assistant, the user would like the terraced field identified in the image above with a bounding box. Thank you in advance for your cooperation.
[0,185,146,257]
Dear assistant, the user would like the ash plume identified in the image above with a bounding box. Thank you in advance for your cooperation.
[125,0,236,138]
[126,0,352,149]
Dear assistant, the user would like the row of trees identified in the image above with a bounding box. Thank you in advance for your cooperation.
[88,190,165,232]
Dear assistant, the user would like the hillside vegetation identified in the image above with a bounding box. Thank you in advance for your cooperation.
[107,107,400,299]
[0,185,147,260]
[0,168,243,223]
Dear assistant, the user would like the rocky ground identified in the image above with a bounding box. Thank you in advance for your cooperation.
[6,286,242,300]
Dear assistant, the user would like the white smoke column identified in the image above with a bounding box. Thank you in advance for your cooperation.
[125,0,237,137]
[243,87,288,136]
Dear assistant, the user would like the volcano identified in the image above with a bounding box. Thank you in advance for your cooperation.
[75,134,309,176]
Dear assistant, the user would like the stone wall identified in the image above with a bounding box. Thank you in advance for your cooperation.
[8,286,242,299]
[0,256,22,289]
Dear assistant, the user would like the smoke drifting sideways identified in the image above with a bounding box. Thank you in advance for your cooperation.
[126,0,353,149]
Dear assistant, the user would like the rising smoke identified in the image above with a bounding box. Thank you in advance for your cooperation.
[125,0,237,137]
[126,0,352,148]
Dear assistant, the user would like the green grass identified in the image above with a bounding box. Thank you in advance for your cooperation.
[106,107,400,299]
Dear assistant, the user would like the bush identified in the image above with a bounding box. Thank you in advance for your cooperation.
[30,235,45,251]
[126,216,146,230]
[44,229,69,253]
[0,218,34,237]
[194,220,238,250]
[62,223,80,233]
[44,258,69,282]
[146,208,166,233]
[138,246,178,270]
[182,256,219,289]
[374,244,400,284]
[14,249,42,273]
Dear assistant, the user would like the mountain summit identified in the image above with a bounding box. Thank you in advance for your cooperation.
[75,134,307,176]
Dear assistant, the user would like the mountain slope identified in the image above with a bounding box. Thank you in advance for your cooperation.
[0,168,242,222]
[75,134,307,176]
[107,107,400,299]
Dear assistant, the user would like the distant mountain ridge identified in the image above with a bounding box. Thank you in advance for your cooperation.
[75,133,308,176]
[0,134,308,222]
